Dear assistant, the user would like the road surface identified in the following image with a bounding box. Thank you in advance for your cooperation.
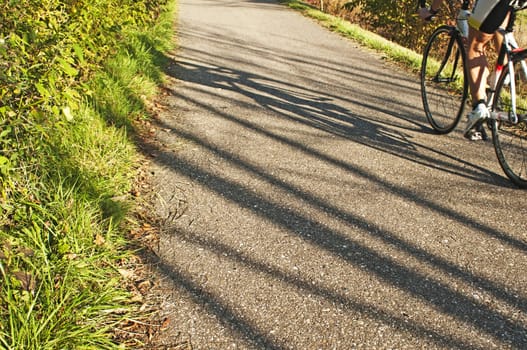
[143,0,527,348]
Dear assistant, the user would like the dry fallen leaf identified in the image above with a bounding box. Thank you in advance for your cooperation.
[94,234,105,246]
[118,268,135,280]
[65,253,78,260]
[13,271,36,292]
[160,317,170,330]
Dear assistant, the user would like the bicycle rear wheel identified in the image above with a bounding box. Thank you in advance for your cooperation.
[491,60,527,188]
[420,25,468,134]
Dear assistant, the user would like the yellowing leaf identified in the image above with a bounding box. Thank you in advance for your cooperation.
[62,106,74,121]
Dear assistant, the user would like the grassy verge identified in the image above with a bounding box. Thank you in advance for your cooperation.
[281,0,424,72]
[0,0,176,348]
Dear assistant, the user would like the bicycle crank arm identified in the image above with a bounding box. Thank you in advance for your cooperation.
[490,111,519,123]
[432,77,457,83]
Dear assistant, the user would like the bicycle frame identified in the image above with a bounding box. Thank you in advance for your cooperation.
[487,13,527,124]
[432,32,463,83]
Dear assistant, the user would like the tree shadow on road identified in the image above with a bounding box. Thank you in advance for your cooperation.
[134,18,527,350]
[172,25,511,187]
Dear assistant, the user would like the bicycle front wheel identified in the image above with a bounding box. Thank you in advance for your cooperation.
[491,60,527,188]
[420,25,468,134]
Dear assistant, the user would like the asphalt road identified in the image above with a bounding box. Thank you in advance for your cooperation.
[144,0,527,348]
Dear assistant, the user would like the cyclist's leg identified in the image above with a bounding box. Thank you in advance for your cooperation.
[463,28,495,139]
[467,0,510,104]
[467,28,494,106]
[464,0,511,139]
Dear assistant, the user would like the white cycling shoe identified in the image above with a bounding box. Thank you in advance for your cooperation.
[464,103,489,140]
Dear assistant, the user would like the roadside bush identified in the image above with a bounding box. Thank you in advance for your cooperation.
[303,0,463,51]
[343,0,427,48]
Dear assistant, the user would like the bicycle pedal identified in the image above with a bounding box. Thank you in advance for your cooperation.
[475,123,489,141]
[464,126,487,141]
[465,131,483,141]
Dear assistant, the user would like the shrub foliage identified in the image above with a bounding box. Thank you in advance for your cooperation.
[306,0,463,50]
[1,0,163,182]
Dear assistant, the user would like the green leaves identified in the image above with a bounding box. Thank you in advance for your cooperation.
[0,126,13,177]
[56,58,78,77]
[0,0,168,127]
[0,156,10,176]
[72,44,85,65]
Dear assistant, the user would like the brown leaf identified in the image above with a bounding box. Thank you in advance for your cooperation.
[13,271,36,292]
[160,317,170,330]
[18,247,34,257]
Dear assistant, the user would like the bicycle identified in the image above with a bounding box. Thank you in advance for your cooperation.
[419,0,527,188]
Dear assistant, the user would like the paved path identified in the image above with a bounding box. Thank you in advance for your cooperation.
[145,0,527,348]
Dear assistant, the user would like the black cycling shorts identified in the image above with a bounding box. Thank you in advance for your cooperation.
[470,0,511,34]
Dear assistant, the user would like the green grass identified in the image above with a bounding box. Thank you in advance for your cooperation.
[0,0,176,348]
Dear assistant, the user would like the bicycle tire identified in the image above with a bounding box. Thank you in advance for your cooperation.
[420,25,468,134]
[491,59,527,188]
